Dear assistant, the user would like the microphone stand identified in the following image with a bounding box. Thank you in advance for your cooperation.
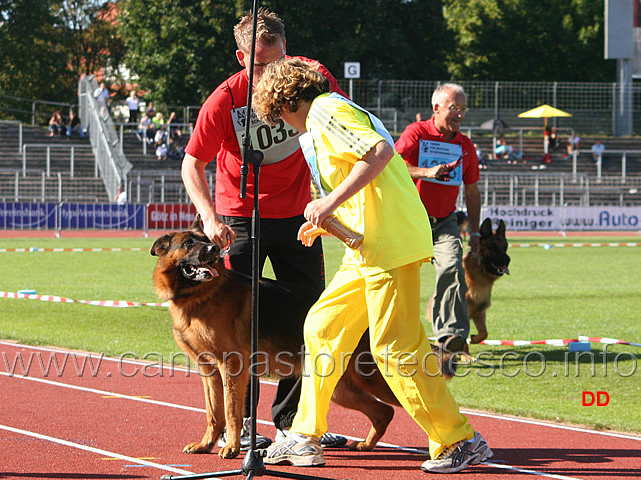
[161,1,339,479]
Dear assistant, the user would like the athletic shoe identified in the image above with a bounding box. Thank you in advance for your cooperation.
[440,335,467,354]
[262,433,325,467]
[320,431,348,448]
[275,429,347,448]
[217,417,272,451]
[420,432,493,474]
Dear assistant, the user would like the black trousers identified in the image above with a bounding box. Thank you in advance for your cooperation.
[222,215,325,430]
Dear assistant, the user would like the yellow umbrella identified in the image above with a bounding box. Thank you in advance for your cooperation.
[518,105,572,153]
[518,104,572,128]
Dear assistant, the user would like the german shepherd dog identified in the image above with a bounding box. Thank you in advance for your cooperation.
[151,217,453,459]
[464,218,510,344]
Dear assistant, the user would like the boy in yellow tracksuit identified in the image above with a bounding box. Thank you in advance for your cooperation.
[252,58,493,474]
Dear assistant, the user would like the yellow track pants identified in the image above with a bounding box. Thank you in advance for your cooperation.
[290,261,475,458]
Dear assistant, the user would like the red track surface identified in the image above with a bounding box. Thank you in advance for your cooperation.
[1,341,640,480]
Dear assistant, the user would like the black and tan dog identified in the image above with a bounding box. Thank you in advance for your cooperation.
[151,217,454,459]
[464,218,510,344]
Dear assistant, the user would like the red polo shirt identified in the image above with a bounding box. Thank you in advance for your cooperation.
[395,116,479,218]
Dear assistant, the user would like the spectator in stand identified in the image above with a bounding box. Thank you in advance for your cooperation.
[152,112,164,131]
[66,110,85,138]
[495,136,517,164]
[591,139,605,163]
[167,111,183,139]
[114,185,127,204]
[475,143,486,169]
[566,132,580,158]
[48,111,65,137]
[155,124,169,160]
[126,90,140,127]
[548,127,560,151]
[93,82,110,117]
[136,107,156,143]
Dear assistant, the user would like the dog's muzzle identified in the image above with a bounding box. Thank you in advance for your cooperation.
[485,255,511,276]
[181,244,221,282]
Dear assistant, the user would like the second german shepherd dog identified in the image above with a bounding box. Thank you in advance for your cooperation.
[464,218,510,344]
[151,217,453,459]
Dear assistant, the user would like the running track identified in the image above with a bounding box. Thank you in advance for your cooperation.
[1,341,639,480]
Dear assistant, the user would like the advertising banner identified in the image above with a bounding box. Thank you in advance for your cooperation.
[147,203,197,230]
[483,206,640,231]
[0,203,57,229]
[59,204,145,229]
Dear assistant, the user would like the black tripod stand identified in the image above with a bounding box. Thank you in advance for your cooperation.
[161,2,340,480]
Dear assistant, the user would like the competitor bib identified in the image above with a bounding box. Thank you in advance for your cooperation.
[418,140,463,186]
[231,106,300,165]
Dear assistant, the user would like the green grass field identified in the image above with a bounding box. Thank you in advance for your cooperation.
[1,233,640,435]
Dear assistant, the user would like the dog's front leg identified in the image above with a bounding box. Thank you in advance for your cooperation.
[470,312,488,344]
[183,363,226,454]
[218,354,250,459]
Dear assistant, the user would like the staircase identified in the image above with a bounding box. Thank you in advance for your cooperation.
[0,122,109,203]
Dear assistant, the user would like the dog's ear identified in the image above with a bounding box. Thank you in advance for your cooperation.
[190,213,203,232]
[496,219,506,237]
[479,218,493,237]
[150,235,172,257]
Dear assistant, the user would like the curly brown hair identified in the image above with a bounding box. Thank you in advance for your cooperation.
[253,58,330,125]
[233,8,285,53]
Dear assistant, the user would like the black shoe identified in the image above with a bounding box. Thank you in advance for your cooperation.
[217,418,272,451]
[441,335,467,353]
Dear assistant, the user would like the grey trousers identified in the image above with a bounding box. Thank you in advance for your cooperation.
[430,212,470,341]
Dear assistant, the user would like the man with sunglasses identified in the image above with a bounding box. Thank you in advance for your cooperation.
[395,83,482,354]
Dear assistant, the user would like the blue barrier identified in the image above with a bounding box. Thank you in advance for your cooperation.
[0,203,145,229]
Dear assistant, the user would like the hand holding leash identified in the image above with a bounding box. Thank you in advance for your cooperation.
[436,153,465,181]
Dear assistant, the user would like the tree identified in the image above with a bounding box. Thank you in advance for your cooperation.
[0,0,124,105]
[117,0,451,106]
[268,0,451,80]
[0,0,74,101]
[54,1,125,81]
[443,0,614,82]
[117,0,242,106]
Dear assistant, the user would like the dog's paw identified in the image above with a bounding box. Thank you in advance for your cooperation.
[218,444,240,459]
[182,442,214,454]
[348,440,375,452]
[470,331,488,344]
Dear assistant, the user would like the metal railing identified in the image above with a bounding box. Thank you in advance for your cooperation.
[0,120,23,151]
[572,149,641,182]
[21,144,93,177]
[78,76,132,201]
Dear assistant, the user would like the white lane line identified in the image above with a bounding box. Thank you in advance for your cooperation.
[462,409,641,442]
[0,368,620,480]
[484,462,582,479]
[0,424,194,476]
[2,341,640,443]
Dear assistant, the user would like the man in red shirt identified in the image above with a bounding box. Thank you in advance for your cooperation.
[395,83,482,353]
[182,8,347,451]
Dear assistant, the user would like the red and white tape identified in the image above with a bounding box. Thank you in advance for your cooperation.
[0,291,167,308]
[0,247,145,253]
[429,336,640,348]
[511,243,641,248]
[578,336,641,348]
[477,338,577,347]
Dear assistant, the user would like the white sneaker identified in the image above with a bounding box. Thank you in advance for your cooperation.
[217,417,272,451]
[420,432,493,474]
[262,433,325,467]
